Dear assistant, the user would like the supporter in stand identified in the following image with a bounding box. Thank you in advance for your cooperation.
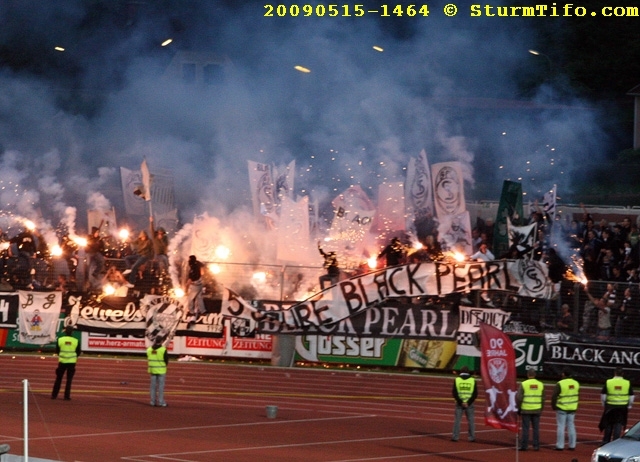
[10,228,37,282]
[598,249,616,281]
[584,285,612,340]
[318,241,340,289]
[532,228,548,261]
[579,203,598,242]
[378,237,406,267]
[581,230,601,281]
[85,226,106,292]
[599,228,620,266]
[628,223,640,250]
[149,217,169,276]
[614,286,634,338]
[469,242,494,262]
[564,219,582,250]
[556,304,574,333]
[123,230,154,286]
[59,234,78,282]
[620,241,638,271]
[102,265,133,292]
[471,227,482,253]
[184,255,205,323]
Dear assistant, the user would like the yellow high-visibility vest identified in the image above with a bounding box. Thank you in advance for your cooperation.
[556,378,579,411]
[605,377,631,407]
[455,376,476,403]
[147,346,167,375]
[58,336,78,364]
[521,379,544,411]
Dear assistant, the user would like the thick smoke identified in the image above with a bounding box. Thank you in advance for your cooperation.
[0,1,611,259]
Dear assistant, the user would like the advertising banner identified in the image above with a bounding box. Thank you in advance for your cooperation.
[544,332,640,383]
[295,335,402,366]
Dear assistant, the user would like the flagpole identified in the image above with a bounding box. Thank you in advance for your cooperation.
[515,414,519,462]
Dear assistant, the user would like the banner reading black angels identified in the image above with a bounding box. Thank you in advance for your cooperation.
[544,332,640,383]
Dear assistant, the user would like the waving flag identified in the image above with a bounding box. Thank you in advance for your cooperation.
[542,184,557,222]
[493,180,524,258]
[479,322,518,433]
[140,158,152,201]
[406,150,434,220]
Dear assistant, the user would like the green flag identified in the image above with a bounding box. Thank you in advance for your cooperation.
[493,181,524,258]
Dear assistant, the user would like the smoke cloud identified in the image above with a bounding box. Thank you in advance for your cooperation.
[0,1,612,260]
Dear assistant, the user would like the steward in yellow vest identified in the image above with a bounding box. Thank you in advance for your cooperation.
[517,369,544,451]
[147,339,169,407]
[600,367,634,444]
[451,366,477,442]
[551,369,579,450]
[51,325,81,400]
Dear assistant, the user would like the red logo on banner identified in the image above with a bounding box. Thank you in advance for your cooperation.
[479,322,518,433]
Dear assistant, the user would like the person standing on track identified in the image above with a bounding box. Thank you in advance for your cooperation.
[599,367,634,443]
[451,365,477,442]
[147,338,169,407]
[517,369,544,451]
[51,325,81,400]
[551,369,579,451]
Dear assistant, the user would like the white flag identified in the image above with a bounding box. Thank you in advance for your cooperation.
[18,290,62,344]
[277,196,311,263]
[120,167,146,216]
[274,160,295,203]
[405,150,434,220]
[431,161,466,218]
[542,185,557,221]
[140,158,152,201]
[248,160,277,222]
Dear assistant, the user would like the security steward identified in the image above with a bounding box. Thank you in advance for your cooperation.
[51,325,81,400]
[551,369,580,450]
[600,367,634,443]
[147,339,169,407]
[517,369,544,451]
[451,366,477,442]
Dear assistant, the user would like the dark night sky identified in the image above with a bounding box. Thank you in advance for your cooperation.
[0,0,638,241]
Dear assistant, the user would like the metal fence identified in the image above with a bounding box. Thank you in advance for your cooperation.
[2,253,632,342]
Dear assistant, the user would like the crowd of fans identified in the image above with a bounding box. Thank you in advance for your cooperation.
[0,217,172,297]
[367,203,640,341]
[2,203,640,344]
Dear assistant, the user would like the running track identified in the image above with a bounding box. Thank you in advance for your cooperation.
[0,353,636,461]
